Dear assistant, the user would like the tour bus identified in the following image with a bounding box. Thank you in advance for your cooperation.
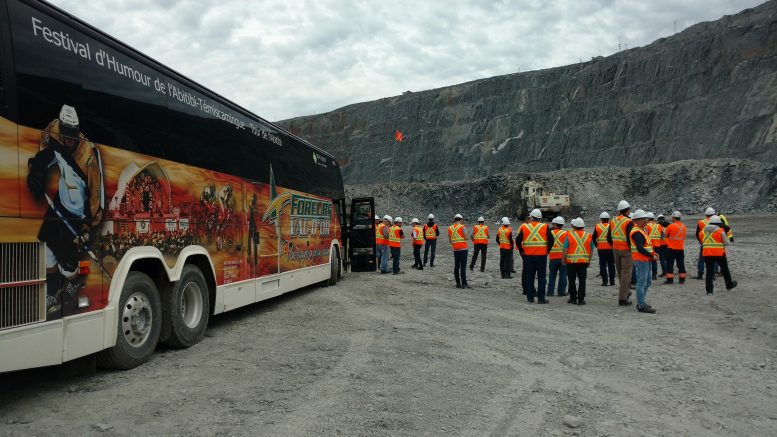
[0,0,375,373]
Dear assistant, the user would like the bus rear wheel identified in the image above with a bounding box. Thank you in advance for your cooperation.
[327,248,340,286]
[97,271,161,370]
[162,265,210,348]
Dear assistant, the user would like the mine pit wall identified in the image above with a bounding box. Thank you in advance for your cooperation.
[280,0,777,205]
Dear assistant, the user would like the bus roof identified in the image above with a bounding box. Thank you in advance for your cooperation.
[33,0,335,160]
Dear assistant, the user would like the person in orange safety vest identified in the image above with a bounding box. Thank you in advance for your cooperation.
[592,212,616,287]
[448,214,470,289]
[469,216,489,272]
[496,217,514,279]
[699,215,737,295]
[562,217,594,305]
[663,211,687,284]
[547,216,568,297]
[410,218,424,270]
[388,217,404,275]
[516,208,554,304]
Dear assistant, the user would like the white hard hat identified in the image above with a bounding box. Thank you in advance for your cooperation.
[657,213,665,219]
[59,104,79,129]
[428,214,435,220]
[671,211,682,218]
[551,216,564,225]
[646,212,655,219]
[629,213,634,219]
[454,213,463,220]
[709,215,722,224]
[599,212,610,219]
[411,218,419,224]
[384,215,393,222]
[632,209,647,220]
[617,200,630,211]
[375,215,382,220]
[501,217,510,225]
[571,217,585,228]
[704,207,716,216]
[477,216,485,222]
[530,208,542,219]
[395,217,403,223]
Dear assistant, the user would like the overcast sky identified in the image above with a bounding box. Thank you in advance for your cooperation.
[48,0,765,121]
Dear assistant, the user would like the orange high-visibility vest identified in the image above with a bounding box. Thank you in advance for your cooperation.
[647,222,664,247]
[596,222,612,250]
[497,226,512,250]
[701,228,726,257]
[375,223,387,245]
[629,227,654,262]
[412,225,424,246]
[549,229,567,260]
[565,229,593,264]
[610,215,633,251]
[472,224,489,244]
[448,223,468,251]
[388,225,403,248]
[665,222,686,250]
[519,222,549,256]
[424,223,438,240]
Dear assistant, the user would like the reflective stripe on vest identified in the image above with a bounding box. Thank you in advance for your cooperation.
[388,225,402,248]
[413,225,424,245]
[666,222,686,250]
[701,228,725,257]
[611,215,632,250]
[497,226,512,250]
[629,227,653,262]
[647,223,663,245]
[521,222,549,255]
[473,224,489,244]
[424,223,438,239]
[549,229,567,260]
[375,223,387,245]
[565,230,593,264]
[596,223,612,250]
[449,223,468,250]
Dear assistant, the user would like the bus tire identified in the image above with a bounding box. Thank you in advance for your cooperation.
[97,271,161,370]
[327,248,340,286]
[162,265,210,348]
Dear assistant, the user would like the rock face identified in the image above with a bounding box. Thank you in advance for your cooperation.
[280,1,777,187]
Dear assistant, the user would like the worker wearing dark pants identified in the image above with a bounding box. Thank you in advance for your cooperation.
[700,216,737,295]
[423,215,440,267]
[470,243,487,271]
[516,209,554,303]
[496,218,513,278]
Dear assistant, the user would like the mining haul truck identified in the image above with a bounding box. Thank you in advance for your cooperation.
[517,181,571,220]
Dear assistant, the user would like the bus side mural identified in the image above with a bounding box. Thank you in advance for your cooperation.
[5,107,339,322]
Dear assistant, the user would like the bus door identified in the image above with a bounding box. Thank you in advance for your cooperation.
[348,197,376,272]
[247,182,278,278]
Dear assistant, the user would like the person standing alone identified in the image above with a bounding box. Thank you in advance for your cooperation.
[470,216,489,272]
[448,214,470,289]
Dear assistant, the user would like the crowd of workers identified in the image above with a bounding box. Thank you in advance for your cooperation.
[374,200,737,314]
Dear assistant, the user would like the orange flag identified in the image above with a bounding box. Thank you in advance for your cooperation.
[394,130,405,142]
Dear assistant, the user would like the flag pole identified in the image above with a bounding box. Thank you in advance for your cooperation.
[387,136,397,211]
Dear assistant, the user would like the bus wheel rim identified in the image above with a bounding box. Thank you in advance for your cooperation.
[181,281,203,328]
[122,292,153,347]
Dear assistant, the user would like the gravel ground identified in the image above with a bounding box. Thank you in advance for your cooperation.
[1,215,776,436]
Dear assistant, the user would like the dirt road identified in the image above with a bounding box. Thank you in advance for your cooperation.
[2,216,776,436]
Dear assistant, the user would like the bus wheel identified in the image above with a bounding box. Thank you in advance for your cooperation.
[327,249,340,286]
[162,265,210,348]
[97,272,161,370]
